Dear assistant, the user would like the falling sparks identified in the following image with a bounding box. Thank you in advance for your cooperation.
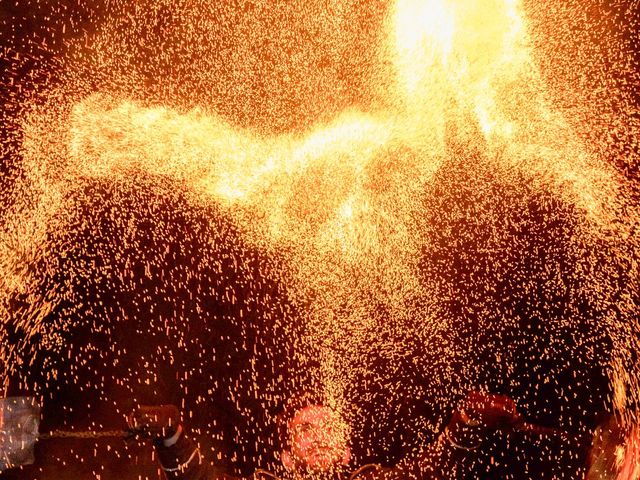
[1,0,639,479]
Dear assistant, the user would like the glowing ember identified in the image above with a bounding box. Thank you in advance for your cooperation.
[1,0,638,478]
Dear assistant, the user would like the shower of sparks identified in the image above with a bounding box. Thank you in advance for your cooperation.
[1,0,639,479]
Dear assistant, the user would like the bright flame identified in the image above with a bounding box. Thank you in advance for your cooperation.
[390,0,530,139]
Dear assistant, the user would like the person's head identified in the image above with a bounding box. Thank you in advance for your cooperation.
[279,402,351,473]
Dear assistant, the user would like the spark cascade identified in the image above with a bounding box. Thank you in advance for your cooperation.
[1,0,639,478]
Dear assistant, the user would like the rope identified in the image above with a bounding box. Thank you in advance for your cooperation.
[161,447,201,472]
[348,464,382,480]
[38,429,131,440]
[252,468,282,479]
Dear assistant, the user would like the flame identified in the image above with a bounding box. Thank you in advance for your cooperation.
[390,0,529,137]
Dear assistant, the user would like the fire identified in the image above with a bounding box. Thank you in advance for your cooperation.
[390,0,528,135]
